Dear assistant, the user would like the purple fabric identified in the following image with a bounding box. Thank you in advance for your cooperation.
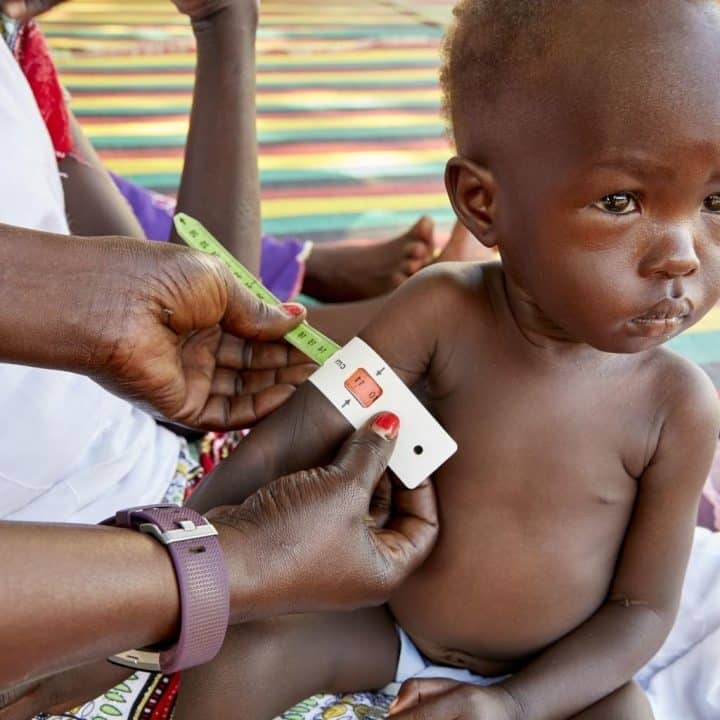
[111,173,306,302]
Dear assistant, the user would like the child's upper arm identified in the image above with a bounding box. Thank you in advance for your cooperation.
[190,265,462,511]
[608,360,720,620]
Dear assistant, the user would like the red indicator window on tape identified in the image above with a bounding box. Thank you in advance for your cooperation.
[344,368,383,408]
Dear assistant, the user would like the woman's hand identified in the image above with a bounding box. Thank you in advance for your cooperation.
[84,239,314,430]
[388,679,521,720]
[210,414,439,621]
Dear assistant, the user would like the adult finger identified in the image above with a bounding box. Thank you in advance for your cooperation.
[389,679,463,716]
[209,365,315,397]
[330,412,400,495]
[215,334,316,371]
[196,384,299,430]
[1,0,65,20]
[390,683,471,720]
[221,270,307,342]
[373,479,438,579]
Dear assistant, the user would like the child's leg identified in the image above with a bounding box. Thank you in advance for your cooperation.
[173,606,398,720]
[570,681,654,720]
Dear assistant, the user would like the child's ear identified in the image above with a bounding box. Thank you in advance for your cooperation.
[445,156,498,248]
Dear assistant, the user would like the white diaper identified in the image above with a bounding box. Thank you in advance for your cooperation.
[383,627,508,696]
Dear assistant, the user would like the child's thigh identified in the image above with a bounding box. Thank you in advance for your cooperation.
[174,606,398,720]
[570,682,654,720]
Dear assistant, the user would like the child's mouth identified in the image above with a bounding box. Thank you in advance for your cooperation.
[630,299,692,337]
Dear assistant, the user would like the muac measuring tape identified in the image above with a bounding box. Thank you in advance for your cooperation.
[174,213,457,488]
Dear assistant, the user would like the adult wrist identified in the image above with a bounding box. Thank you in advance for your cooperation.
[103,505,229,674]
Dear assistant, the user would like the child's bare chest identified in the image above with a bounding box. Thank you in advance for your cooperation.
[390,342,659,675]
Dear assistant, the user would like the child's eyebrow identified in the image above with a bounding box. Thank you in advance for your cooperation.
[588,156,676,182]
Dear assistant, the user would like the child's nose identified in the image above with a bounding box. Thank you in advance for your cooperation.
[639,226,699,279]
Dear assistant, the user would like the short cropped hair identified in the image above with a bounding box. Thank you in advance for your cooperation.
[440,0,714,148]
[440,0,553,143]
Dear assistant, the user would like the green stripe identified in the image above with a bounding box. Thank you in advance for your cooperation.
[261,208,455,236]
[56,60,440,72]
[667,331,720,364]
[124,163,446,189]
[90,125,445,149]
[74,101,440,116]
[66,79,439,92]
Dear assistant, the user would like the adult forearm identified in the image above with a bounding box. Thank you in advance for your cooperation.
[502,603,671,720]
[0,521,179,688]
[0,225,131,371]
[172,7,261,272]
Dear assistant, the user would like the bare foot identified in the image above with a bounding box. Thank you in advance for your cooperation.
[435,220,499,263]
[302,217,436,302]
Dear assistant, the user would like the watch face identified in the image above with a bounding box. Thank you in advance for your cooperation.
[344,368,384,408]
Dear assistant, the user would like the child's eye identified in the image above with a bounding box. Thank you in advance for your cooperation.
[704,194,720,213]
[593,193,638,214]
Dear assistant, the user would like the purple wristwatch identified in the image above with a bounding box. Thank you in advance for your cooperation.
[102,505,230,674]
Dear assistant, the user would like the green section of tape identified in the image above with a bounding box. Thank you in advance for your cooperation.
[173,213,341,364]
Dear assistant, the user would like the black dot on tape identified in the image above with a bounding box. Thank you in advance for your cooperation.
[413,445,424,456]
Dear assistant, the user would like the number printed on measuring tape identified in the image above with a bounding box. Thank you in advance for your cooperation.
[173,213,341,365]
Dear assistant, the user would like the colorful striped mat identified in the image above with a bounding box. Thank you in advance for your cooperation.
[39,0,719,379]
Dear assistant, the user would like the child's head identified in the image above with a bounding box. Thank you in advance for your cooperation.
[442,0,720,353]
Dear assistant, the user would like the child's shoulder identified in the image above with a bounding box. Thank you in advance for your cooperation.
[391,259,499,313]
[643,346,720,435]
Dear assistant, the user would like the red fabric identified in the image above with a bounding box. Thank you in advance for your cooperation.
[14,22,73,157]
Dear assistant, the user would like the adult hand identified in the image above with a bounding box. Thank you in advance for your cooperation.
[388,680,520,720]
[171,0,258,22]
[0,0,259,23]
[0,0,64,20]
[210,413,439,621]
[85,239,314,430]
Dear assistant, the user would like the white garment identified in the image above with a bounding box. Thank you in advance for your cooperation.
[0,40,179,523]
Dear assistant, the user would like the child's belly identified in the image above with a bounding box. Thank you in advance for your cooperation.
[388,473,635,677]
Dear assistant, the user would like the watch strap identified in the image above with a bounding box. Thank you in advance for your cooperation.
[103,504,229,674]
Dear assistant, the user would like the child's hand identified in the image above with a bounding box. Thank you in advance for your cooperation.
[171,0,258,22]
[388,679,520,720]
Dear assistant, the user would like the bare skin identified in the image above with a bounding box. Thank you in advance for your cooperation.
[178,2,720,719]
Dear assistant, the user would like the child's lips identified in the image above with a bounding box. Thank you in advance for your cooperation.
[629,298,692,337]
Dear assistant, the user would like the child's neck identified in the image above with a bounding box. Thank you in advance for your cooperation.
[500,270,613,364]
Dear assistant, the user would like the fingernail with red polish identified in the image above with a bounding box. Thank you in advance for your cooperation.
[372,412,400,440]
[281,302,305,317]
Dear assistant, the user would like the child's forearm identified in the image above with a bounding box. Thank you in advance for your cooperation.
[172,6,261,272]
[187,383,353,512]
[501,600,672,719]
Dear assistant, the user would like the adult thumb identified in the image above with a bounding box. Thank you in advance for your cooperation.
[332,413,400,494]
[221,270,307,342]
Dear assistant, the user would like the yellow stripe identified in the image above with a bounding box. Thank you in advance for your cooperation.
[261,193,449,218]
[688,307,720,333]
[69,88,441,111]
[54,48,439,69]
[105,148,448,174]
[82,113,443,137]
[60,68,438,88]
